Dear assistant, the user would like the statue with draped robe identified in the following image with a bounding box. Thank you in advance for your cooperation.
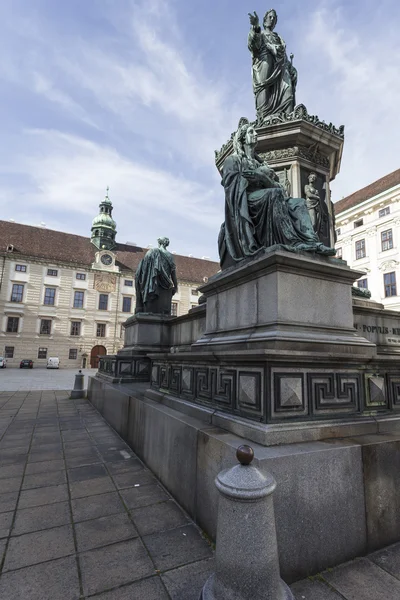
[135,237,178,315]
[248,9,297,123]
[218,119,336,269]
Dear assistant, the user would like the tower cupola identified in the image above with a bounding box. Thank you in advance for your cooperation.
[91,187,117,250]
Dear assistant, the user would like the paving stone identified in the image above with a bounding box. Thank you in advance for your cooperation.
[18,484,68,509]
[0,454,26,466]
[22,470,66,490]
[323,557,400,599]
[291,578,345,599]
[100,449,135,464]
[0,477,22,493]
[75,512,138,552]
[131,500,190,536]
[0,538,6,561]
[12,501,71,535]
[0,510,13,538]
[0,464,25,479]
[71,491,126,522]
[143,524,213,571]
[24,459,65,475]
[113,469,157,489]
[79,538,155,596]
[0,446,28,458]
[28,450,64,463]
[69,476,116,499]
[105,458,143,475]
[65,453,101,468]
[161,558,215,600]
[0,555,80,600]
[120,484,170,510]
[0,491,18,514]
[4,524,75,571]
[94,577,170,599]
[370,542,400,579]
[68,463,108,482]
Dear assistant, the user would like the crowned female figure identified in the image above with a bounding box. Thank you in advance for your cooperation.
[248,9,297,122]
[218,120,335,269]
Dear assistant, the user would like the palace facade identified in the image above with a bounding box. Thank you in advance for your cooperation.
[0,191,219,368]
[334,168,400,310]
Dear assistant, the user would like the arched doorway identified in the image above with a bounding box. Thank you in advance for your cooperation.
[90,345,106,369]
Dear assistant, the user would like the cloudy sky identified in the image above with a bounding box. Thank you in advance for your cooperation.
[1,0,399,260]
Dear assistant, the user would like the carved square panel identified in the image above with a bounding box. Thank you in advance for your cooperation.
[388,376,400,410]
[119,362,132,375]
[160,366,169,389]
[236,370,263,421]
[271,372,308,420]
[151,364,159,387]
[136,361,150,376]
[365,374,387,408]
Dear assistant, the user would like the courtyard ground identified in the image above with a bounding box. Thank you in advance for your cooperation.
[1,375,400,599]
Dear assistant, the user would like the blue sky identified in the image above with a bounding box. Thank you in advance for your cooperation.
[1,0,400,260]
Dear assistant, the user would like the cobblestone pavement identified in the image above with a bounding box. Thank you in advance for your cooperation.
[1,389,400,600]
[0,369,94,391]
[0,390,214,599]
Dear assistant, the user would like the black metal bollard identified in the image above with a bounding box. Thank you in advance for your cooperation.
[70,369,85,399]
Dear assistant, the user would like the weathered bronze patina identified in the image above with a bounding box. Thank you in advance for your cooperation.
[135,237,178,315]
[218,119,336,269]
[248,9,297,123]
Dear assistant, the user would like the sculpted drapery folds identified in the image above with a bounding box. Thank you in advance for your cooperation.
[135,237,178,315]
[218,120,336,269]
[248,9,297,123]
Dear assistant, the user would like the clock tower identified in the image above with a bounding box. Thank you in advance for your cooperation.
[91,187,117,251]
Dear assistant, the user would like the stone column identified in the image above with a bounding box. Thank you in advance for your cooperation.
[200,446,293,600]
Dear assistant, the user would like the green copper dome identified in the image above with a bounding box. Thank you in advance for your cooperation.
[91,186,117,250]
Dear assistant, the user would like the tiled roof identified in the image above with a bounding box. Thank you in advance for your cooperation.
[334,168,400,216]
[0,221,219,284]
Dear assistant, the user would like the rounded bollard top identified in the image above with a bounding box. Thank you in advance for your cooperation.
[236,445,254,465]
[78,369,82,374]
[215,446,276,501]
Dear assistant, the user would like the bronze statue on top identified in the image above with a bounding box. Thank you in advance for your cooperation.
[218,119,336,269]
[248,9,297,123]
[135,237,178,315]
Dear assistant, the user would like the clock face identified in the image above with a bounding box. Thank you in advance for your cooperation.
[101,254,113,266]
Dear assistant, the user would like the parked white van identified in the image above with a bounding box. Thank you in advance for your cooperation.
[47,357,60,369]
[0,357,6,368]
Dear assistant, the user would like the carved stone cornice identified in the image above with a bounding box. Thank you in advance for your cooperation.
[258,144,330,169]
[379,260,399,271]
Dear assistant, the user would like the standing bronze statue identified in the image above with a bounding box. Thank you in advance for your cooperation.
[304,172,321,232]
[248,9,297,122]
[135,237,178,315]
[218,120,336,269]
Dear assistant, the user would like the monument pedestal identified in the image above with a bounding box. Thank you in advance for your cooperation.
[98,314,174,383]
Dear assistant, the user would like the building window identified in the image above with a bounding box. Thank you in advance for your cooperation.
[335,228,341,237]
[384,272,397,297]
[44,287,56,306]
[5,346,14,358]
[122,297,132,313]
[15,264,27,272]
[355,239,366,260]
[69,349,78,360]
[96,323,106,337]
[40,319,52,335]
[381,229,393,252]
[191,289,199,296]
[354,219,363,228]
[37,347,47,359]
[171,302,178,316]
[73,291,84,308]
[10,283,24,303]
[98,294,109,310]
[357,279,368,289]
[379,207,390,218]
[70,321,81,336]
[76,273,86,281]
[336,247,342,258]
[124,280,133,287]
[47,268,58,276]
[6,317,19,333]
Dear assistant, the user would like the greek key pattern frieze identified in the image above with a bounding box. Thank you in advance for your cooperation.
[308,373,362,414]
